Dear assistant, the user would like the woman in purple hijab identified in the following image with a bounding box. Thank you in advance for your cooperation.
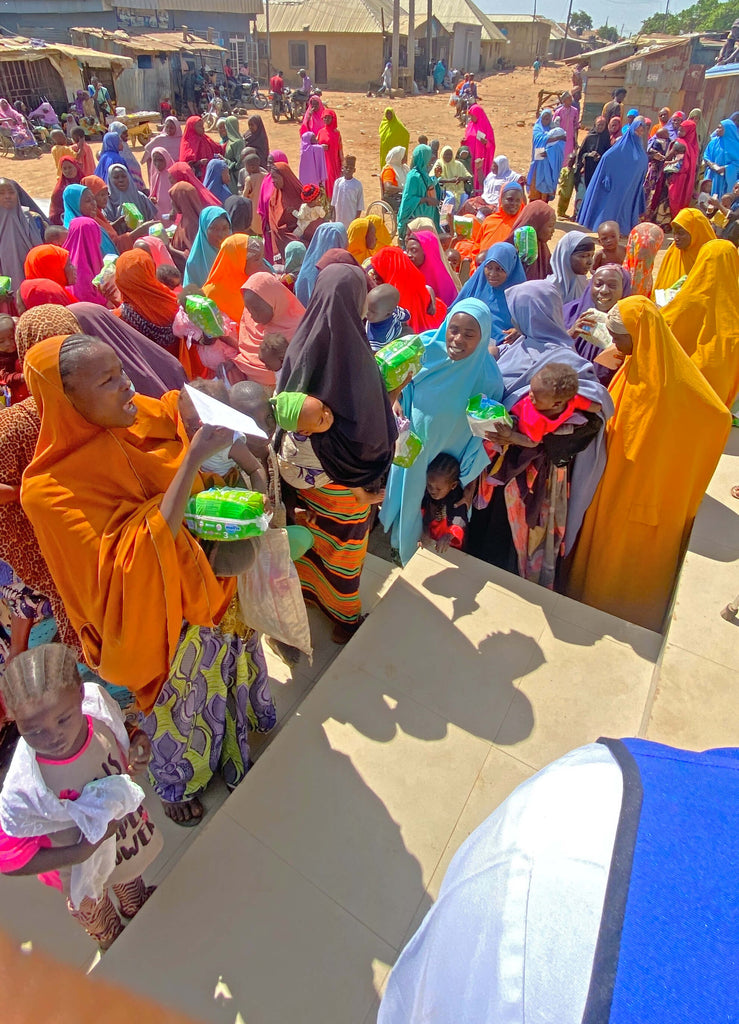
[563,264,631,384]
[298,132,327,188]
[69,302,187,398]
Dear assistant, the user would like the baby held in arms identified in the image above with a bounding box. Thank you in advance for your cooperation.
[493,363,599,448]
[272,390,335,490]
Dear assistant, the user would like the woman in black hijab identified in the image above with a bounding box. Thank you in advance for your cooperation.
[224,194,253,233]
[574,116,611,203]
[242,115,270,168]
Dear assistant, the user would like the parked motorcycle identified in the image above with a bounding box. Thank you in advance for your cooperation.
[271,87,295,122]
[240,77,268,110]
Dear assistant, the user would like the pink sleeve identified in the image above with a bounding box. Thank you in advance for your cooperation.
[0,824,51,873]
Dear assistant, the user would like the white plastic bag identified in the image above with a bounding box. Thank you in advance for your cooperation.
[237,528,312,656]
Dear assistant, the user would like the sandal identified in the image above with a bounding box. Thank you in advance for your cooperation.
[162,797,203,827]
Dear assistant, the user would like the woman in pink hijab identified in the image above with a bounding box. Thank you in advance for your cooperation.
[406,229,459,306]
[167,161,221,207]
[463,104,496,191]
[667,118,699,219]
[63,216,107,305]
[299,94,325,137]
[135,234,176,269]
[149,147,175,216]
[258,149,288,262]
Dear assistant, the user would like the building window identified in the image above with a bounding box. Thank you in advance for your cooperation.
[288,41,308,69]
[230,34,247,68]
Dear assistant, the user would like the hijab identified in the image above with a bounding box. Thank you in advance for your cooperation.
[503,279,575,361]
[235,272,306,387]
[202,234,252,323]
[411,229,459,306]
[224,194,253,234]
[179,115,223,165]
[136,235,175,269]
[19,279,73,309]
[300,97,325,139]
[203,156,233,204]
[167,161,221,207]
[563,265,631,329]
[347,217,375,264]
[315,249,359,272]
[257,149,288,258]
[668,118,699,216]
[61,183,87,228]
[506,201,556,280]
[623,222,664,298]
[295,221,349,305]
[268,161,303,258]
[183,206,231,287]
[63,217,105,305]
[143,116,182,169]
[243,116,270,167]
[149,147,175,215]
[15,305,80,361]
[384,145,409,187]
[222,115,244,175]
[579,121,648,234]
[654,207,715,290]
[547,231,595,304]
[463,104,496,189]
[169,182,204,251]
[69,301,186,398]
[452,242,526,338]
[379,107,410,167]
[298,131,327,186]
[24,245,72,290]
[0,179,45,289]
[108,121,145,189]
[21,335,233,713]
[370,246,447,333]
[284,240,306,274]
[94,132,123,181]
[277,264,397,488]
[115,248,179,326]
[398,144,438,240]
[474,181,525,254]
[482,154,518,207]
[79,174,119,256]
[49,158,83,225]
[104,164,156,222]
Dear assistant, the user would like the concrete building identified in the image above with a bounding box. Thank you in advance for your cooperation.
[484,14,552,66]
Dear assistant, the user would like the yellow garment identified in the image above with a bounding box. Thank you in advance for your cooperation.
[566,296,731,631]
[662,239,739,407]
[367,213,393,250]
[347,217,374,263]
[654,207,716,289]
[51,143,74,174]
[202,233,250,323]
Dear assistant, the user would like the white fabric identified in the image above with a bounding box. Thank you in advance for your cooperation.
[331,177,365,229]
[0,683,145,908]
[378,743,622,1024]
[482,154,518,208]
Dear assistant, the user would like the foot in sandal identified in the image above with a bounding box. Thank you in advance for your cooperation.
[162,796,203,826]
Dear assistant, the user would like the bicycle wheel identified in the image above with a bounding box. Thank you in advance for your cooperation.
[365,199,396,240]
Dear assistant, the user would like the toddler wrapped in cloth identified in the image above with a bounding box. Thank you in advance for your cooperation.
[272,390,335,489]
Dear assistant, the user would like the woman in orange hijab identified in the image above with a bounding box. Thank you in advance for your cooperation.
[202,234,252,322]
[24,245,76,296]
[455,181,525,263]
[114,248,179,348]
[21,334,276,824]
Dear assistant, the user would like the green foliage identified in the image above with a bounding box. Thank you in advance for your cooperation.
[597,25,620,43]
[641,0,739,34]
[570,10,593,34]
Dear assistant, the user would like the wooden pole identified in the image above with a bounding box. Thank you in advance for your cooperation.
[392,0,400,90]
[563,0,573,58]
[426,0,432,90]
[408,0,415,89]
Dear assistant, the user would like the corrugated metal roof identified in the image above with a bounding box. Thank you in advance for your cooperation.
[417,0,506,41]
[484,14,554,25]
[0,35,133,67]
[107,0,262,10]
[705,62,739,78]
[600,35,694,72]
[70,28,226,54]
[256,0,394,35]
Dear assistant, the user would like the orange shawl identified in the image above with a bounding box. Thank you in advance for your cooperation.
[202,234,251,322]
[21,338,233,712]
[115,248,179,326]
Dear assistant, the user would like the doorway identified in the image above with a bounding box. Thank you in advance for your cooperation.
[314,45,327,84]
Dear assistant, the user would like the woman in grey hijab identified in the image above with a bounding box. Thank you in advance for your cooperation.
[104,164,156,223]
[0,177,47,292]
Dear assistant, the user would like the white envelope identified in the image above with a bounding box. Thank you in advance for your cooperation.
[184,384,268,440]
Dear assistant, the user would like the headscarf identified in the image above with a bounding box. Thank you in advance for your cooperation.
[298,131,328,186]
[267,162,303,261]
[115,248,179,326]
[481,154,518,207]
[15,305,80,360]
[315,249,359,272]
[235,272,306,387]
[284,240,306,275]
[149,147,175,215]
[367,213,393,253]
[505,201,556,281]
[384,145,409,188]
[243,115,270,167]
[136,235,176,269]
[687,108,707,152]
[654,207,715,290]
[471,182,525,256]
[300,98,325,140]
[169,182,204,251]
[21,335,233,713]
[546,231,594,304]
[222,116,244,183]
[24,245,72,290]
[70,301,186,398]
[347,217,375,264]
[49,158,83,225]
[316,110,342,196]
[0,180,45,289]
[563,265,631,329]
[167,161,221,207]
[503,279,574,357]
[718,118,739,193]
[529,127,566,195]
[579,121,648,234]
[224,194,253,234]
[80,174,119,256]
[104,164,156,222]
[257,149,288,261]
[63,217,105,305]
[271,391,307,430]
[370,246,447,333]
[410,229,459,306]
[452,242,526,339]
[566,296,730,630]
[662,240,739,407]
[650,109,670,137]
[379,107,410,167]
[609,117,622,145]
[94,132,123,182]
[294,221,348,305]
[183,206,231,287]
[463,104,496,190]
[623,223,664,298]
[380,297,503,565]
[202,233,252,322]
[667,118,699,218]
[575,117,611,187]
[61,183,87,228]
[143,116,182,169]
[202,156,233,204]
[276,264,397,489]
[179,115,223,165]
[19,279,73,309]
[107,121,145,190]
[398,144,440,241]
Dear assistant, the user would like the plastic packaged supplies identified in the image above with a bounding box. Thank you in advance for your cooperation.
[120,201,144,229]
[453,214,474,238]
[184,487,271,540]
[185,294,225,338]
[514,225,538,266]
[393,416,423,467]
[92,252,118,289]
[655,275,688,308]
[466,393,513,437]
[0,276,12,298]
[148,222,177,242]
[375,334,425,391]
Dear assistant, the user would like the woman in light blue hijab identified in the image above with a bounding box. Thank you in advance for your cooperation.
[452,242,526,340]
[294,221,348,305]
[183,206,231,287]
[203,156,233,204]
[380,297,504,564]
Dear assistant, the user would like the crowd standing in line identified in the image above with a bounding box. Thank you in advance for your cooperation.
[0,72,736,951]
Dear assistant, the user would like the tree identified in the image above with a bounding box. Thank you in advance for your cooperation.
[570,10,593,34]
[597,25,620,42]
[641,0,739,33]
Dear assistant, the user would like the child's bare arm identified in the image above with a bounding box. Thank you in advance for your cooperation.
[3,820,120,876]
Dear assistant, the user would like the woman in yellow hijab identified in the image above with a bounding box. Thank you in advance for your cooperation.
[379,107,410,168]
[347,215,393,263]
[566,295,731,631]
[654,207,716,290]
[662,239,739,407]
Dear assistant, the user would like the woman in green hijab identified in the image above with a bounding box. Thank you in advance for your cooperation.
[223,115,245,189]
[397,144,442,241]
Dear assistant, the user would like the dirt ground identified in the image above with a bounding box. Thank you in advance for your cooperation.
[7,63,571,206]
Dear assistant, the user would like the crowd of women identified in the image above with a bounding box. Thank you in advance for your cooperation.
[0,91,736,924]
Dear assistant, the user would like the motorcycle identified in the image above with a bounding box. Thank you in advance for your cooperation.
[271,87,294,123]
[240,77,268,110]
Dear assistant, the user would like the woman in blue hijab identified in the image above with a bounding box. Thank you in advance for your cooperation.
[294,221,349,305]
[183,206,231,287]
[94,132,124,183]
[397,144,442,242]
[203,156,233,204]
[704,118,739,198]
[578,118,648,234]
[380,297,504,564]
[528,125,566,200]
[452,242,525,340]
